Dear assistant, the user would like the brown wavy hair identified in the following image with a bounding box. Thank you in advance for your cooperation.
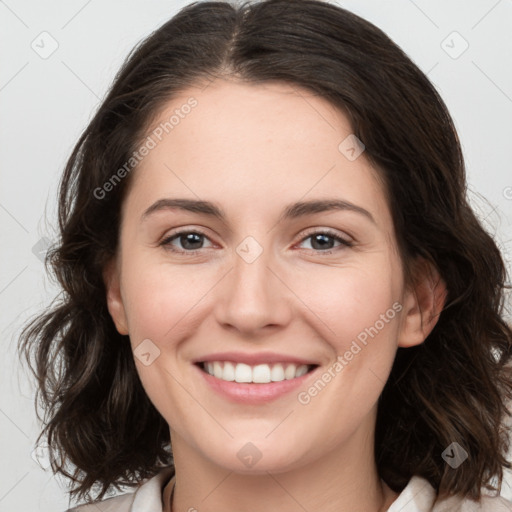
[18,0,512,505]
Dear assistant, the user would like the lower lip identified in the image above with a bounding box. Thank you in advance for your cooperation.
[194,364,318,404]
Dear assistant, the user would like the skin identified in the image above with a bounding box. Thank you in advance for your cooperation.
[104,78,446,512]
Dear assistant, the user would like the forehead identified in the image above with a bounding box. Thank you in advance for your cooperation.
[146,79,355,167]
[123,79,390,228]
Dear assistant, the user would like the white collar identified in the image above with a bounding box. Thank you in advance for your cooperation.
[130,466,174,512]
[386,476,437,511]
[128,468,511,512]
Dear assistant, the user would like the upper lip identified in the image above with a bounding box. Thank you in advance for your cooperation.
[193,351,319,366]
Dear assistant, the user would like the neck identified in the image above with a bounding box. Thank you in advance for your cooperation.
[162,421,399,512]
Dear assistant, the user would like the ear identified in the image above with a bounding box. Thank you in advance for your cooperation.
[397,258,448,348]
[103,257,129,335]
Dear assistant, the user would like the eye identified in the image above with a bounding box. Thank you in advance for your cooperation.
[159,228,352,255]
[297,230,352,252]
[160,230,214,254]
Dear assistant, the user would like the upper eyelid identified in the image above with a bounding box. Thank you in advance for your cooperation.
[161,227,352,249]
[161,229,215,248]
[299,227,353,242]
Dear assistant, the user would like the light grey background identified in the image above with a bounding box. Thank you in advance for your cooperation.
[1,0,511,510]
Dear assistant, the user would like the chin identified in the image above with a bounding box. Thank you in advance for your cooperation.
[200,436,313,475]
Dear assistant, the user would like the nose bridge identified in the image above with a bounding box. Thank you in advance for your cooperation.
[214,235,290,333]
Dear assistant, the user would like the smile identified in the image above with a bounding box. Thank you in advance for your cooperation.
[198,361,318,383]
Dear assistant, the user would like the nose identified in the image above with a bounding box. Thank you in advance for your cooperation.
[213,243,293,336]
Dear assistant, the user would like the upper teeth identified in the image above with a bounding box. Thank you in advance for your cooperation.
[203,361,311,383]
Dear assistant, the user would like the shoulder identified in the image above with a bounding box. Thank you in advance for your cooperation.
[65,491,135,512]
[387,475,512,511]
[432,492,512,511]
[63,466,174,512]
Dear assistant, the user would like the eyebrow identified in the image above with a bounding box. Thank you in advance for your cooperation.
[141,198,376,225]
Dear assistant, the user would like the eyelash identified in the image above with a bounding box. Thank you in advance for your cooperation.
[159,228,353,255]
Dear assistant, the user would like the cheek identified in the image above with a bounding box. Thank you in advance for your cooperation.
[121,254,213,342]
[297,261,402,350]
[119,256,209,420]
[293,265,402,428]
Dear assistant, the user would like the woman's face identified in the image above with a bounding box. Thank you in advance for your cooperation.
[105,79,429,475]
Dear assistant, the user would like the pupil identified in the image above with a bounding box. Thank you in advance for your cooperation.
[179,233,335,251]
[182,233,202,250]
[312,234,333,250]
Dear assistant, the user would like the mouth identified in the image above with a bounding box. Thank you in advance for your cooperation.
[195,361,319,384]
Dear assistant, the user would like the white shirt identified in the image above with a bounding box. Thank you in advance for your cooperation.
[65,466,512,511]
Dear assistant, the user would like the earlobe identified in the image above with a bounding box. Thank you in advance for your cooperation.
[397,258,448,348]
[103,258,129,336]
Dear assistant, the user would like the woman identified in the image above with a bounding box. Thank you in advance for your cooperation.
[18,0,512,510]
